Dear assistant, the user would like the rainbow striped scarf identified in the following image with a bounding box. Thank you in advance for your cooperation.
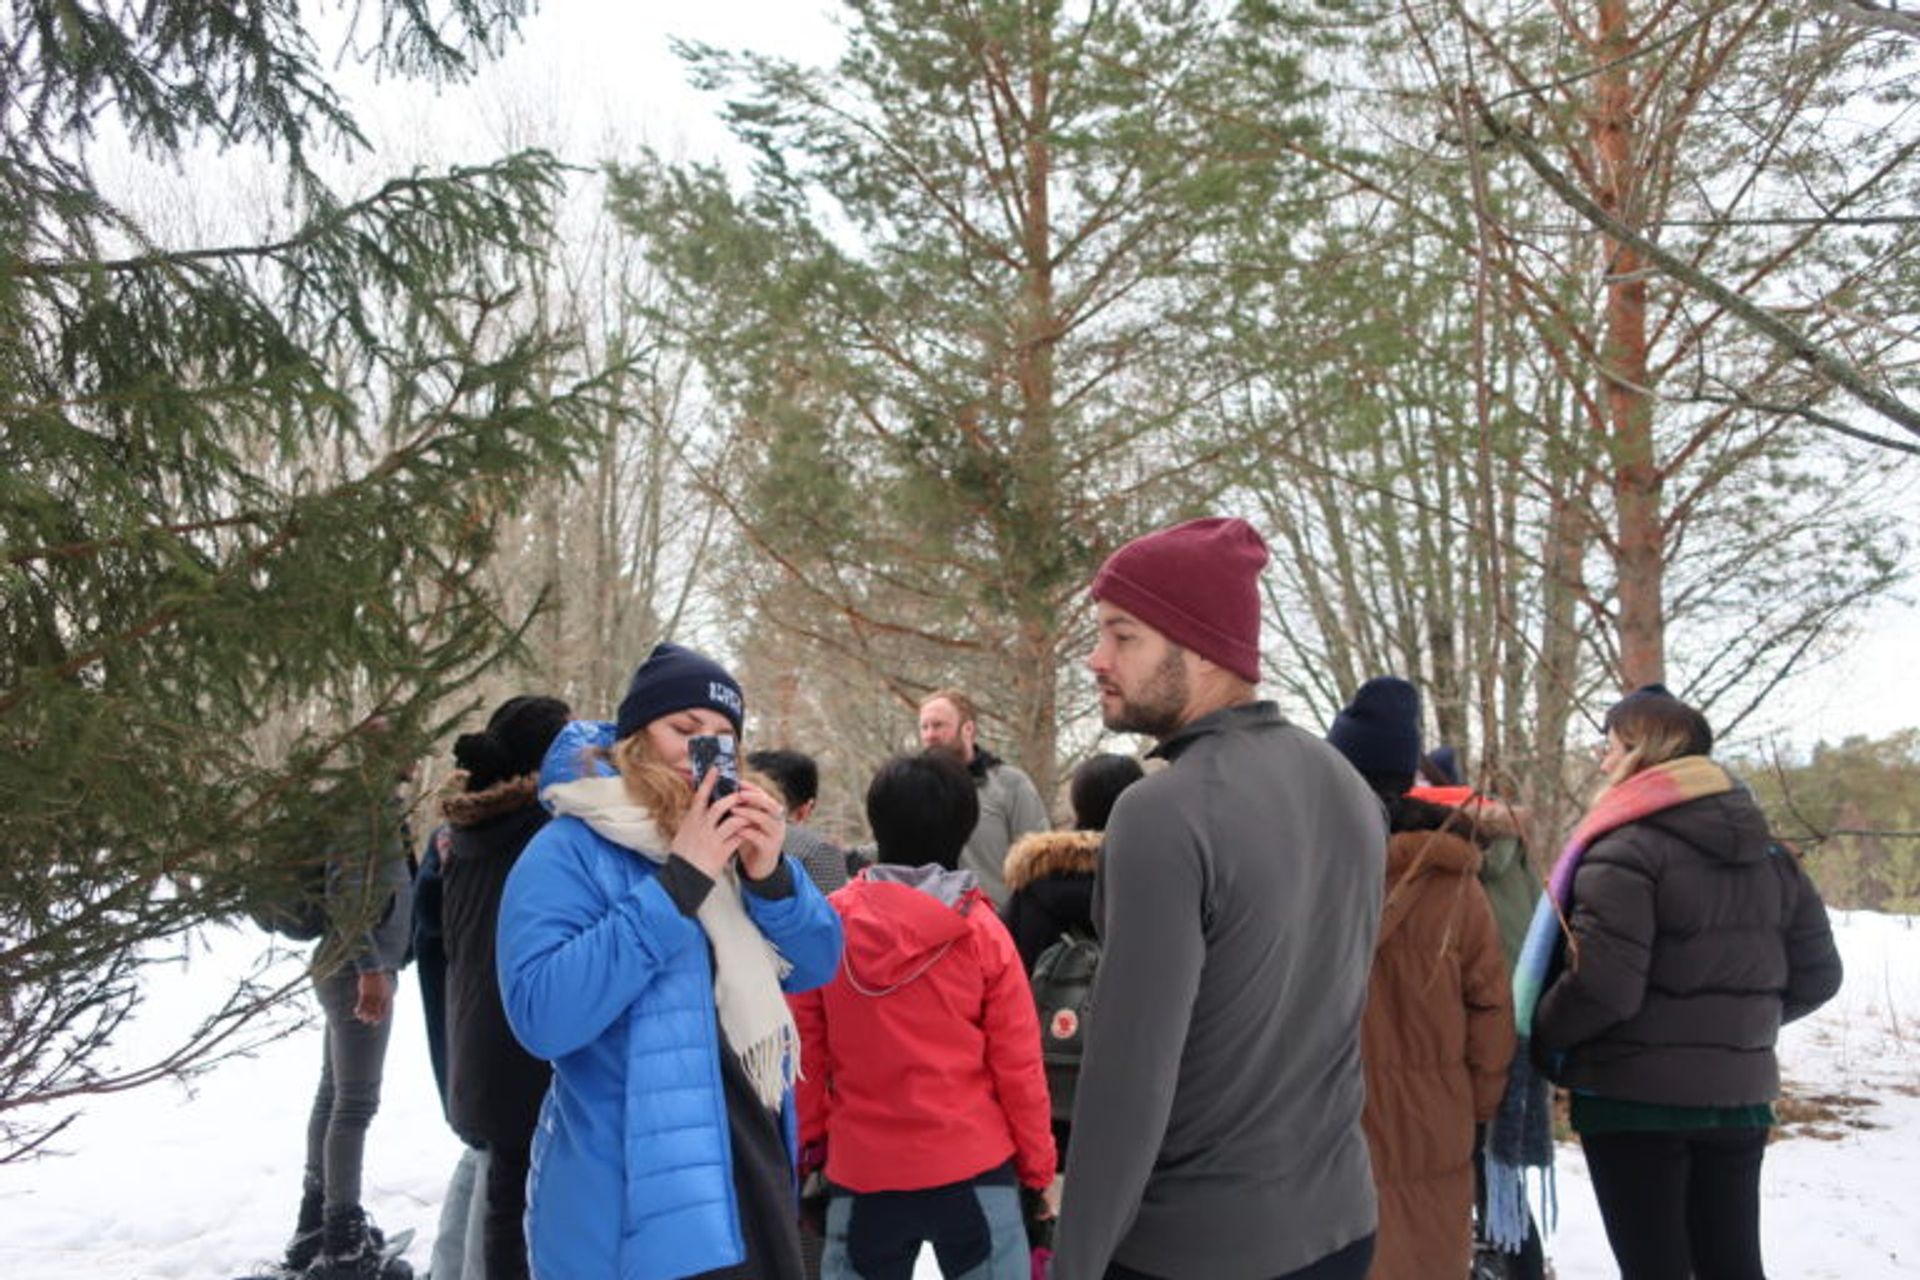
[1484,754,1733,1252]
[1511,754,1733,1039]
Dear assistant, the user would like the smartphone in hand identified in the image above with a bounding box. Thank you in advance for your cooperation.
[687,733,740,800]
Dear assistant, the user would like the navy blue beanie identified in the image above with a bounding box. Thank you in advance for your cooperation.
[1326,676,1423,779]
[1605,682,1675,723]
[614,643,745,741]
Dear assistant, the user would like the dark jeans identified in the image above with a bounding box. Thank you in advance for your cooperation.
[303,964,394,1213]
[1580,1127,1769,1280]
[1105,1233,1373,1280]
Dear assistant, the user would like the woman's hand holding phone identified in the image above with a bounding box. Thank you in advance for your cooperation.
[729,784,787,882]
[672,762,785,882]
[671,766,744,881]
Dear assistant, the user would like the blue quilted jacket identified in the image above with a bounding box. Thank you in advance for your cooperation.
[498,721,843,1280]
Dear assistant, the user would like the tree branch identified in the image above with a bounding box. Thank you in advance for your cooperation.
[1467,91,1920,443]
[1816,0,1920,38]
[1682,389,1920,457]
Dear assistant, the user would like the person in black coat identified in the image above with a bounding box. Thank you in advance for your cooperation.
[1000,752,1142,1169]
[1000,753,1142,972]
[439,695,571,1280]
[415,823,488,1280]
[1534,685,1842,1280]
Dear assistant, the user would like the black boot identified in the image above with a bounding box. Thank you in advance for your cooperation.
[307,1205,387,1280]
[276,1186,324,1275]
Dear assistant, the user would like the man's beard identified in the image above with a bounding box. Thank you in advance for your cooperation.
[1102,647,1188,738]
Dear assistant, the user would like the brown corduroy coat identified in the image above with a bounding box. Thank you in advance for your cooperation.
[1361,826,1515,1280]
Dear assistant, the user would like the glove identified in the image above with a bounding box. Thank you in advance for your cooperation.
[798,1168,830,1240]
[796,1140,830,1238]
[1020,1185,1055,1252]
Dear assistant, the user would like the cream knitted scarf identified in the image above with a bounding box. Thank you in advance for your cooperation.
[543,774,798,1110]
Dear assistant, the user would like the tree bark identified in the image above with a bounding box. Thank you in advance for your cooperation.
[1591,0,1665,688]
[1009,8,1061,800]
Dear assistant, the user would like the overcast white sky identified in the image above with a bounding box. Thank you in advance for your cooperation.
[326,1,845,169]
[1746,595,1920,752]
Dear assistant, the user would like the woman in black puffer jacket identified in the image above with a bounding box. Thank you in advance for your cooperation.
[1000,753,1142,972]
[440,695,570,1280]
[1000,752,1142,1170]
[1533,685,1842,1280]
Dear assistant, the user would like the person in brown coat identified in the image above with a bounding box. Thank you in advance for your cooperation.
[1328,678,1515,1280]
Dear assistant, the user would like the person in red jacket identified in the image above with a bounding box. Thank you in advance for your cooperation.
[792,750,1057,1280]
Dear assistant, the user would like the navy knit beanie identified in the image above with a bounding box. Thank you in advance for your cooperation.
[615,642,745,741]
[1604,682,1675,723]
[1326,677,1423,779]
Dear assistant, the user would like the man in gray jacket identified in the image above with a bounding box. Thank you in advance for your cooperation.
[1054,517,1385,1280]
[917,688,1049,907]
[280,719,418,1280]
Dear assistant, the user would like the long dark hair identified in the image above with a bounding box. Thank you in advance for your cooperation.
[1070,753,1144,831]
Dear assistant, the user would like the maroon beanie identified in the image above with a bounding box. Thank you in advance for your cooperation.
[1090,517,1270,682]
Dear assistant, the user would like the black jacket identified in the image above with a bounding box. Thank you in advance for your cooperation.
[1534,784,1842,1107]
[412,830,451,1110]
[441,775,553,1148]
[1000,829,1100,973]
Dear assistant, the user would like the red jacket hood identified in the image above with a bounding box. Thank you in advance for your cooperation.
[834,865,990,992]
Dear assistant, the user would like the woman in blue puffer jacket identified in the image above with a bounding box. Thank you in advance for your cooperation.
[498,643,844,1280]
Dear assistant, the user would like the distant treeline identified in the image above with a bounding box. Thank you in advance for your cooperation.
[1741,731,1920,914]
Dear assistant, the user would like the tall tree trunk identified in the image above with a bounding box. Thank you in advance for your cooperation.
[1529,483,1591,853]
[1592,0,1665,688]
[1010,11,1060,801]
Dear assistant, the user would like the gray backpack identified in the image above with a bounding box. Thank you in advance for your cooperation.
[1029,928,1099,1124]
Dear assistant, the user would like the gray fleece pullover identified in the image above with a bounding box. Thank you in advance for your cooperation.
[958,756,1050,908]
[1054,701,1385,1280]
[323,793,414,975]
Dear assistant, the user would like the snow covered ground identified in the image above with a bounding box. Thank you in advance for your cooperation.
[2,911,1915,1279]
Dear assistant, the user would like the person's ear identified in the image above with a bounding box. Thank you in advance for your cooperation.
[794,798,816,823]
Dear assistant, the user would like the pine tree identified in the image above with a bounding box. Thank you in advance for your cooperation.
[0,0,606,1159]
[1217,0,1912,820]
[609,0,1334,796]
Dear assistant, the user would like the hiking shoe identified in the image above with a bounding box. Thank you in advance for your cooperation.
[306,1206,388,1280]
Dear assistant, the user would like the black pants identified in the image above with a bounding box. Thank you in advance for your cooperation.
[1580,1127,1768,1280]
[1105,1233,1373,1280]
[482,1135,531,1280]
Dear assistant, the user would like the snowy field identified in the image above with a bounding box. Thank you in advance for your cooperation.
[2,911,1915,1279]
